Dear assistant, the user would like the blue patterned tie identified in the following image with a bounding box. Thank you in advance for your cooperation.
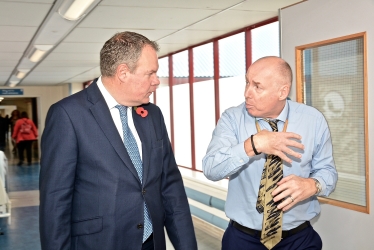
[116,105,153,242]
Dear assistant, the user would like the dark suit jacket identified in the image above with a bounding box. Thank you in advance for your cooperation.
[39,80,197,250]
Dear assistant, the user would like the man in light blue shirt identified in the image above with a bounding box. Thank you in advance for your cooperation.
[203,56,337,250]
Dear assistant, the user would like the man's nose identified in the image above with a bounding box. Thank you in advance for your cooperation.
[152,75,160,86]
[244,86,252,98]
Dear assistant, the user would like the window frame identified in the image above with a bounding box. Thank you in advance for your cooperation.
[295,32,369,213]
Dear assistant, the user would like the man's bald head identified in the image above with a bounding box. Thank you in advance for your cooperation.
[251,56,292,88]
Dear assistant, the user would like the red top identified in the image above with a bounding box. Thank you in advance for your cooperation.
[12,118,38,143]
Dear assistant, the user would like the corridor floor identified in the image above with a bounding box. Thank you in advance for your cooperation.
[0,139,221,250]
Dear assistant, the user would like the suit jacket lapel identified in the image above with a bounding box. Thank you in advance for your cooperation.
[132,107,152,184]
[86,80,141,182]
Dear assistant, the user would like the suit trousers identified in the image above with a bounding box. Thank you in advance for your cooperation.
[222,221,322,250]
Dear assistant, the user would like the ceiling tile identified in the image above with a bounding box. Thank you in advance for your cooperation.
[0,1,52,26]
[158,30,229,44]
[63,28,176,43]
[36,60,99,68]
[101,0,243,9]
[0,41,28,53]
[233,0,302,11]
[79,6,218,30]
[53,42,103,54]
[42,52,99,61]
[0,60,18,68]
[0,52,23,60]
[0,0,54,3]
[0,26,38,42]
[185,10,276,31]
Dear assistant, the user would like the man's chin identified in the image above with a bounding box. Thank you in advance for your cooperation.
[246,108,256,117]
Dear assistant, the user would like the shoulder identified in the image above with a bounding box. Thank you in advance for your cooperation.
[288,101,328,133]
[141,102,162,117]
[221,102,247,121]
[49,86,92,115]
[289,100,325,120]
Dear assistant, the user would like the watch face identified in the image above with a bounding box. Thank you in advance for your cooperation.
[316,181,322,193]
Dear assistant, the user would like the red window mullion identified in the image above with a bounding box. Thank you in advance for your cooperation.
[188,49,196,170]
[245,29,252,71]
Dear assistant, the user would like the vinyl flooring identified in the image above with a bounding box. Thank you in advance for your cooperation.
[0,138,221,250]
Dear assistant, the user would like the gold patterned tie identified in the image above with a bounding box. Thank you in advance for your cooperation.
[256,120,283,249]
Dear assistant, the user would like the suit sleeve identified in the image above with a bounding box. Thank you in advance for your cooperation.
[39,103,78,250]
[157,109,198,250]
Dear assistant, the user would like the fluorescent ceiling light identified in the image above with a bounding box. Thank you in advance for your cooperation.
[9,81,20,87]
[60,0,95,21]
[16,69,30,79]
[29,45,54,62]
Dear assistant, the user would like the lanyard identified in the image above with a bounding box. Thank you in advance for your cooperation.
[254,102,289,133]
[255,118,288,133]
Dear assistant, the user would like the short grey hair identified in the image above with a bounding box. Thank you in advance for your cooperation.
[100,31,159,77]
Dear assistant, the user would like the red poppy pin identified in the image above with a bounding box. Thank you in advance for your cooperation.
[134,106,148,118]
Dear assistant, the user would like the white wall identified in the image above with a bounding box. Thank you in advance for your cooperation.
[69,82,84,95]
[281,0,373,249]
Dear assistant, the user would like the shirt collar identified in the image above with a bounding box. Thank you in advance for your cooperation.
[97,76,131,111]
[257,100,289,123]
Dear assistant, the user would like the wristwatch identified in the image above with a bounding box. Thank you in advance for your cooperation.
[311,178,322,195]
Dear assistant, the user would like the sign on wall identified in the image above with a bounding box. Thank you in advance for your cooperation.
[0,89,24,95]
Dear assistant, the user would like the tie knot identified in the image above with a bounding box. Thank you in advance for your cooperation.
[115,104,128,115]
[115,104,128,110]
[267,119,278,132]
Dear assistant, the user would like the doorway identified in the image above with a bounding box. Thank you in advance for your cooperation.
[0,97,39,165]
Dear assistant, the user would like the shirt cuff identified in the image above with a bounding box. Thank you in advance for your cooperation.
[231,142,250,165]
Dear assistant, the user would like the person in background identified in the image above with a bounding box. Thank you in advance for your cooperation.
[39,31,197,250]
[12,111,38,166]
[0,115,7,151]
[4,115,9,142]
[9,110,20,154]
[203,56,338,250]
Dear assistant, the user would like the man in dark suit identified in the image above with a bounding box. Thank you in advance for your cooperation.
[39,32,197,250]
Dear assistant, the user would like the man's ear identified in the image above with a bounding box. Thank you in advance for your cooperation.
[279,84,290,100]
[116,63,130,82]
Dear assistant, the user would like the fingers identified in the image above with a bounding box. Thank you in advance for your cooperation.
[279,197,296,211]
[254,131,304,162]
[272,175,317,211]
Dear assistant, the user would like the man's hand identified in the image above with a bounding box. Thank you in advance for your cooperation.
[271,175,317,211]
[244,130,304,163]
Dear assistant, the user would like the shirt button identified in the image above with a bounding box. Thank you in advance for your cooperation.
[137,224,143,229]
[142,189,146,195]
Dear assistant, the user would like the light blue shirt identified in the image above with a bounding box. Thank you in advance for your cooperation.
[202,100,338,230]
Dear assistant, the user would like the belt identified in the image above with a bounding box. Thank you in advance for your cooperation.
[231,220,310,239]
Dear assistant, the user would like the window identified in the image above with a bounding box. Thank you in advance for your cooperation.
[296,32,368,213]
[251,21,280,62]
[172,51,192,168]
[193,43,215,171]
[156,18,280,171]
[156,57,171,139]
[219,32,246,114]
